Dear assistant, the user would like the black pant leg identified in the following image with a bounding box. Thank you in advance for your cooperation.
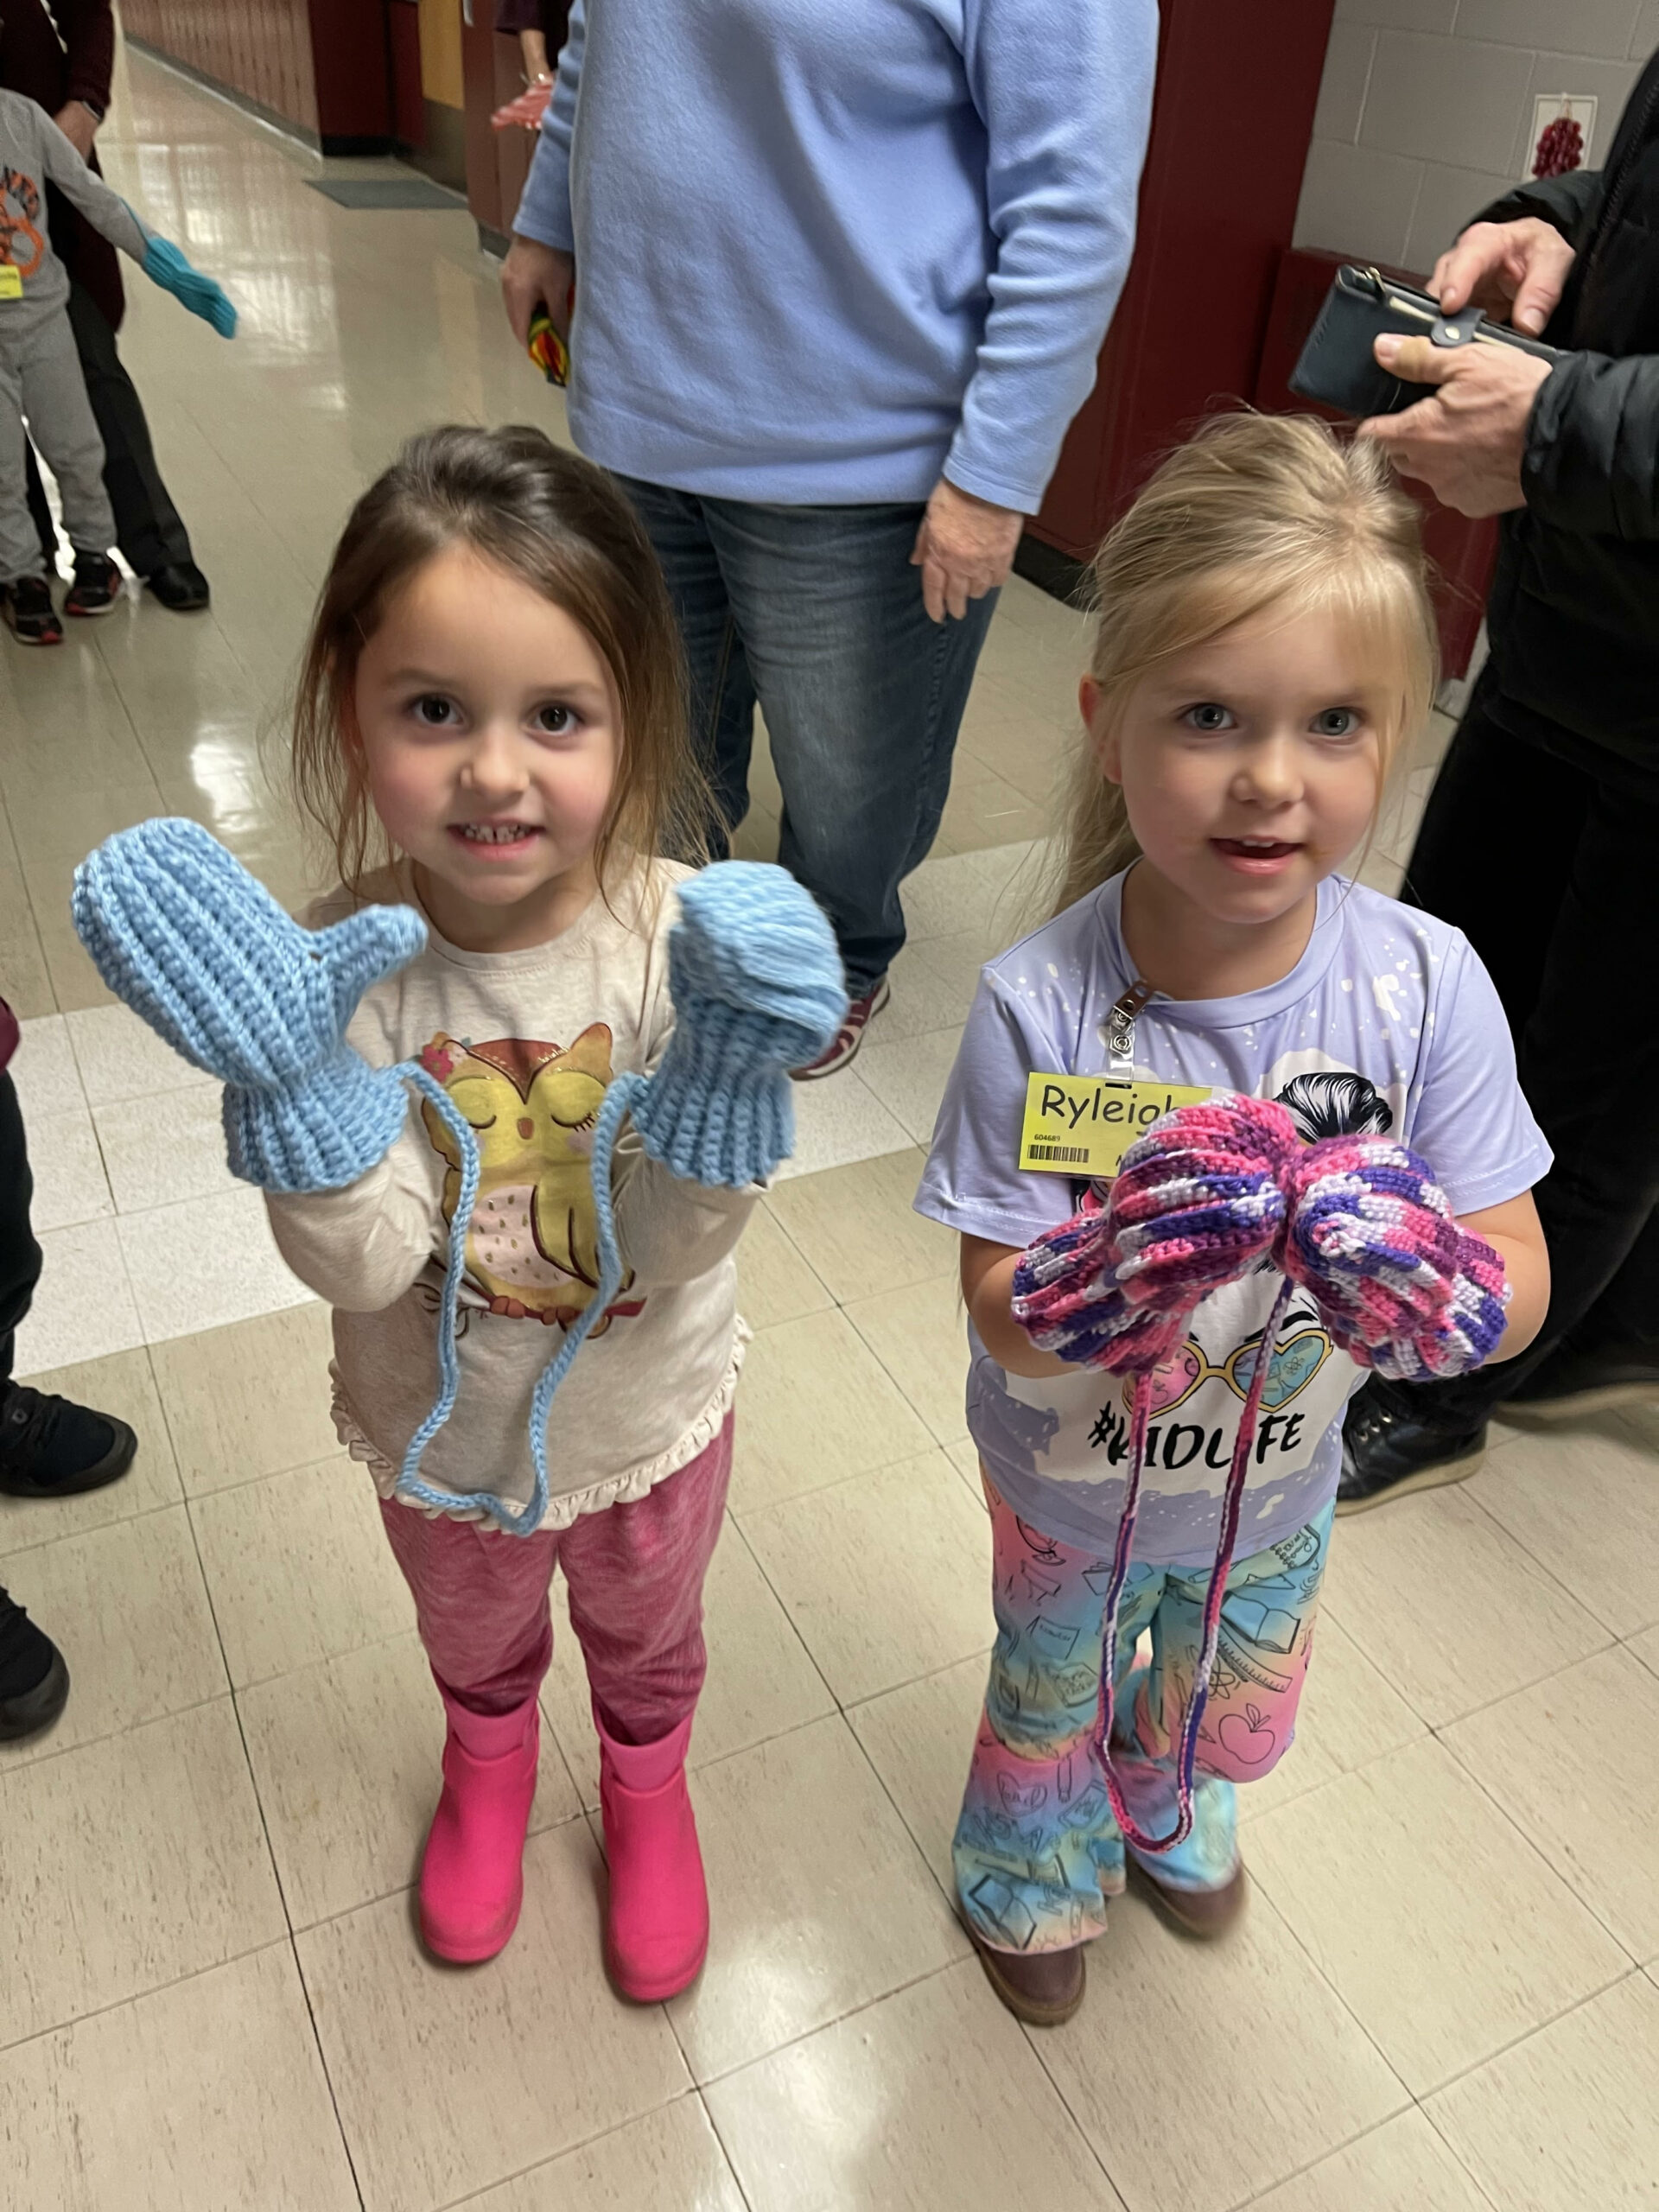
[61,282,194,576]
[0,1074,41,1387]
[1402,700,1659,1419]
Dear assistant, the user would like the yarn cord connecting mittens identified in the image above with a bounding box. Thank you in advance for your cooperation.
[1011,1093,1510,1855]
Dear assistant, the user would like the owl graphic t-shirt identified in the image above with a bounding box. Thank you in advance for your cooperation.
[264,859,755,1527]
[915,870,1550,1565]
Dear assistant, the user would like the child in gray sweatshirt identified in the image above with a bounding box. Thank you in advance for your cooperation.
[0,87,233,643]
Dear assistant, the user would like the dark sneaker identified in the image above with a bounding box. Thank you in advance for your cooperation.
[64,550,122,617]
[1337,1377,1487,1516]
[1502,1345,1659,1426]
[0,1382,137,1498]
[143,560,211,613]
[1,575,63,646]
[968,1926,1085,2025]
[1130,1858,1247,1939]
[0,1587,69,1743]
[791,977,890,1080]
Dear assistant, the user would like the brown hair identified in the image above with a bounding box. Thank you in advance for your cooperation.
[1050,412,1439,917]
[292,423,707,898]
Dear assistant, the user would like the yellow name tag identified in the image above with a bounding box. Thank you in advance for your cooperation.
[1019,1072,1212,1179]
[0,267,22,299]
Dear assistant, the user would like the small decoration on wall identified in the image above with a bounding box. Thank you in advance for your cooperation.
[1533,114,1585,178]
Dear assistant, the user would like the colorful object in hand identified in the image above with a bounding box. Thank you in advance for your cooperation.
[528,306,569,388]
[1011,1091,1510,1857]
[141,234,237,338]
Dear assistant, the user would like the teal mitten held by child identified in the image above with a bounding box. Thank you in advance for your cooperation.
[71,817,432,1192]
[140,234,237,339]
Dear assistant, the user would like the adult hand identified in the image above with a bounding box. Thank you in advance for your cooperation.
[1358,335,1554,517]
[54,101,98,160]
[1430,217,1575,336]
[911,479,1023,623]
[500,236,574,352]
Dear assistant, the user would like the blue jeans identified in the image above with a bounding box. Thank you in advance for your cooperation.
[615,477,998,1000]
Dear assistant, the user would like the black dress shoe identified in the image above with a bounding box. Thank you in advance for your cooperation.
[0,1382,137,1497]
[144,560,211,612]
[1337,1377,1487,1516]
[1502,1345,1659,1425]
[0,1587,69,1743]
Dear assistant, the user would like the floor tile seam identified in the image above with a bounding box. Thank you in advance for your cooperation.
[836,1285,970,1450]
[684,1954,972,2094]
[268,1804,592,1942]
[1222,2101,1500,2212]
[718,1511,842,1716]
[1413,1962,1649,2111]
[728,1423,972,1521]
[178,1491,297,1935]
[0,1479,185,1564]
[0,1924,297,2061]
[749,1193,835,1311]
[1315,1586,1614,1734]
[0,1662,237,1781]
[435,2088,741,2212]
[1459,1475,1645,1643]
[0,1930,308,2068]
[1428,1725,1647,1971]
[152,1440,355,1512]
[1218,1861,1421,2108]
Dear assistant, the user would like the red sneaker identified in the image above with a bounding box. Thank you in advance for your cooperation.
[791,976,890,1079]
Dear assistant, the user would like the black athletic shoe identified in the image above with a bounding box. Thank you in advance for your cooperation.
[0,1382,137,1498]
[1337,1377,1488,1516]
[64,550,122,617]
[143,560,211,613]
[0,1587,69,1743]
[1,575,63,645]
[1502,1345,1659,1426]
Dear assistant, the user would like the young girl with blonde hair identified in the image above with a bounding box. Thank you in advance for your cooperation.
[72,424,842,1999]
[917,413,1550,2023]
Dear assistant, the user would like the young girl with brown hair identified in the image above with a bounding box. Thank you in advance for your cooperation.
[917,414,1551,2023]
[76,423,843,1999]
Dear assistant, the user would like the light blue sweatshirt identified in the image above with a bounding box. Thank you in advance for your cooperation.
[512,0,1158,512]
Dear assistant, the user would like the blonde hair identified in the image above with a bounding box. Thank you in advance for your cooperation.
[292,424,708,900]
[1050,412,1439,918]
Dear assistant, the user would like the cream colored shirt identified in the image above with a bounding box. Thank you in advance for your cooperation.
[265,859,754,1526]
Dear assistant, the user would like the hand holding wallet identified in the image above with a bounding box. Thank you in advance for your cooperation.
[1289,264,1560,419]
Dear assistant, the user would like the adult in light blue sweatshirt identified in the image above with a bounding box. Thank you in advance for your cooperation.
[503,0,1157,1075]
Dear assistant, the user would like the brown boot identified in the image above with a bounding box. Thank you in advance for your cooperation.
[1132,1858,1247,1939]
[969,1928,1085,2025]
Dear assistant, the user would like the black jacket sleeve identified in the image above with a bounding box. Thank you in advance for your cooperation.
[1469,168,1603,248]
[1524,350,1659,540]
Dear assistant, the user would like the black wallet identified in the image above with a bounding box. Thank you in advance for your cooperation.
[1289,264,1560,418]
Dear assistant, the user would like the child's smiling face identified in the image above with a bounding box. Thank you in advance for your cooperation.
[353,542,622,950]
[1089,597,1393,937]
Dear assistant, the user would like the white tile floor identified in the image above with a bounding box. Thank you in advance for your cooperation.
[0,39,1655,2212]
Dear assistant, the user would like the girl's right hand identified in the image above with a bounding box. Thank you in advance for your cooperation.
[73,819,427,1193]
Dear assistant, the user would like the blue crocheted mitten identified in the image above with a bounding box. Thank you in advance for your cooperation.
[73,819,426,1192]
[628,862,847,1186]
[142,235,238,338]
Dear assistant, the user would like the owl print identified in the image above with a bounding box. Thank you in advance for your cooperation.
[417,1025,643,1332]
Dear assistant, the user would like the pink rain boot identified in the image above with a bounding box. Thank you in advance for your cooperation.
[596,1713,708,2001]
[418,1691,540,1964]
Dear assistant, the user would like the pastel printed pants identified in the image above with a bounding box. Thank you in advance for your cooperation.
[956,1478,1334,1955]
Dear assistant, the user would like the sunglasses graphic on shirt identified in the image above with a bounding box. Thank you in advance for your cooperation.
[1134,1324,1335,1419]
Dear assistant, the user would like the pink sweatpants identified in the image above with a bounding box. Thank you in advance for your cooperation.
[378,1417,733,1746]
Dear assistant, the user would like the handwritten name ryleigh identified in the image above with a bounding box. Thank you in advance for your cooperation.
[1036,1081,1189,1132]
[1088,1400,1306,1469]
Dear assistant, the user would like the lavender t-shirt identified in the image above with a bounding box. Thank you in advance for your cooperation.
[916,872,1550,1565]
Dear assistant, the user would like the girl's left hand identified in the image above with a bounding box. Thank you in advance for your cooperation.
[911,480,1024,623]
